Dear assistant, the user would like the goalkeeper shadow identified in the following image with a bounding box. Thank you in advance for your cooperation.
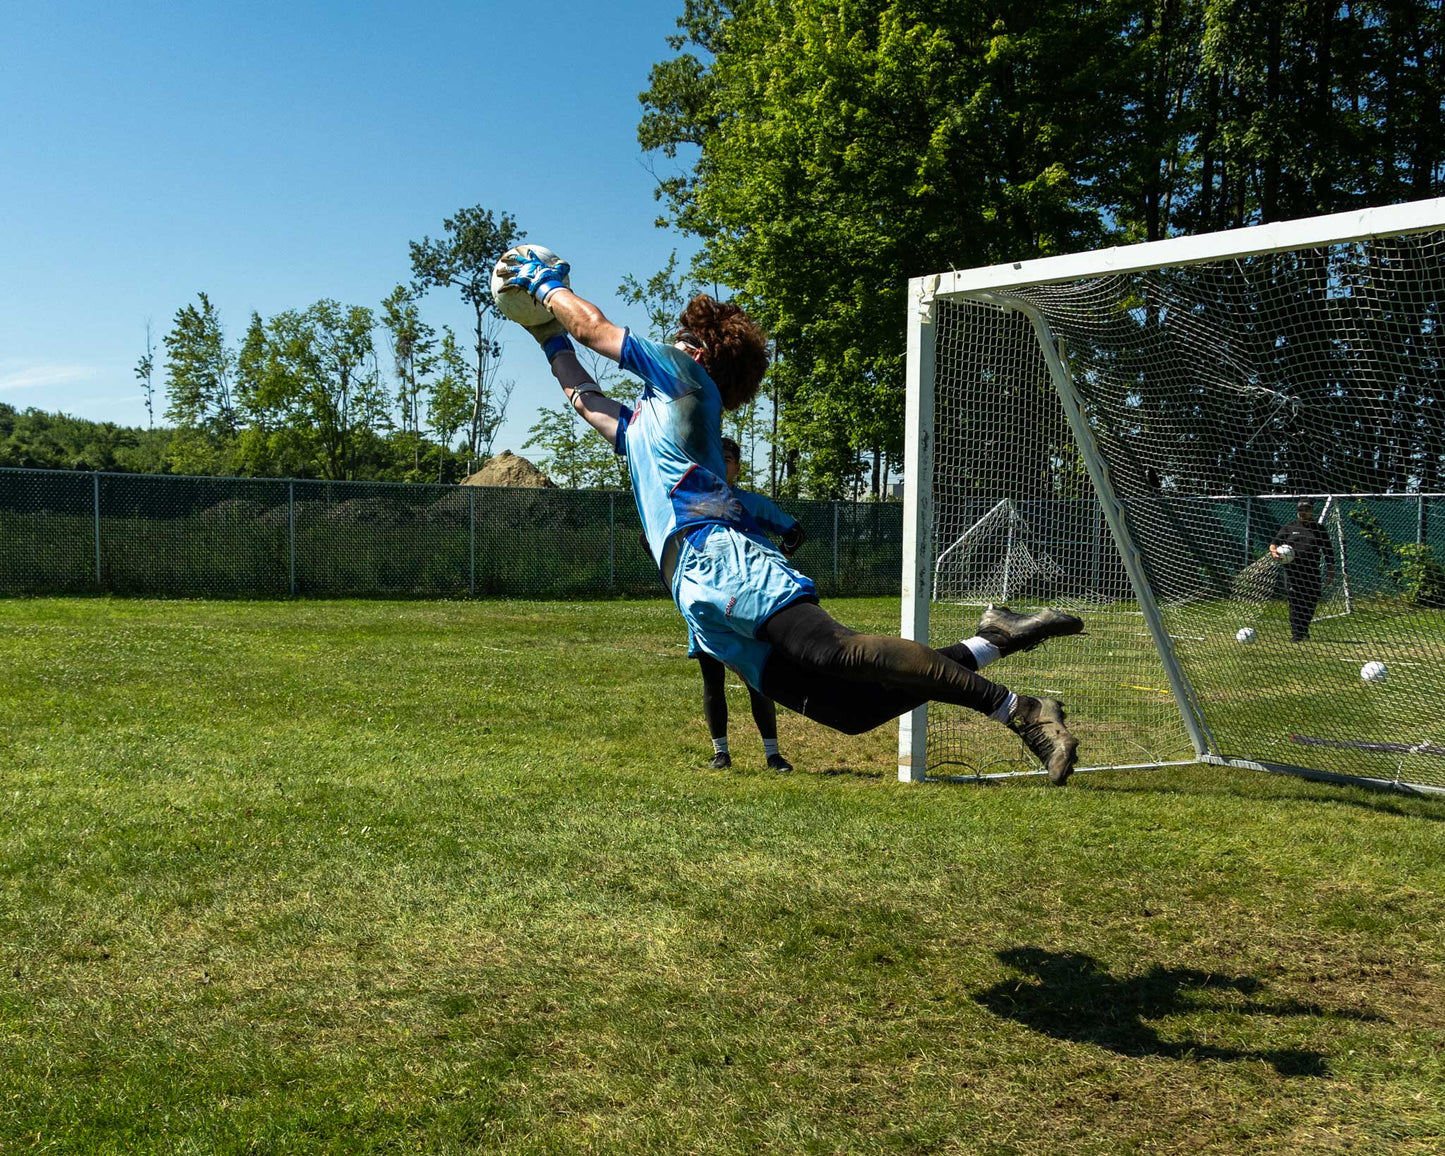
[971,946,1386,1076]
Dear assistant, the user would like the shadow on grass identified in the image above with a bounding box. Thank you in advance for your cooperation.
[974,947,1386,1076]
[1087,777,1445,821]
[813,766,886,780]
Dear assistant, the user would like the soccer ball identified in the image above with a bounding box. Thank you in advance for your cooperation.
[1275,543,1295,563]
[1361,661,1388,683]
[490,245,570,327]
[1235,627,1257,644]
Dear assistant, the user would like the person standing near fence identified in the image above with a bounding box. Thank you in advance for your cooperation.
[500,248,1085,784]
[1270,500,1334,642]
[699,437,804,771]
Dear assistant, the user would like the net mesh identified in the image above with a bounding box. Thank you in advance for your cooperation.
[926,226,1445,791]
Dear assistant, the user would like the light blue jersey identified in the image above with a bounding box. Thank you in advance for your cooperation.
[615,331,816,688]
[614,332,764,565]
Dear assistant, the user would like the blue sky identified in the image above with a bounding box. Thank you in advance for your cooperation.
[0,0,700,454]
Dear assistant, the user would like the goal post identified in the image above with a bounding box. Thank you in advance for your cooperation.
[898,274,937,783]
[901,197,1445,795]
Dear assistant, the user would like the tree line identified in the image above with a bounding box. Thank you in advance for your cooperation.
[3,208,530,483]
[6,203,778,491]
[638,0,1445,497]
[154,207,528,484]
[2,206,780,492]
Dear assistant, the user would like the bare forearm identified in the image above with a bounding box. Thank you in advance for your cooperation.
[545,289,625,362]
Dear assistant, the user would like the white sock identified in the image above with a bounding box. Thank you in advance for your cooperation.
[990,691,1019,724]
[762,739,780,757]
[964,636,1002,669]
[712,737,729,755]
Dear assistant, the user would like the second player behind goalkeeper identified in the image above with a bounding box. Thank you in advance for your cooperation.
[498,247,1086,784]
[700,436,800,772]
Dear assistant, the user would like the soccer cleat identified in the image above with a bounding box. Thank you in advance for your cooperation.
[976,604,1084,657]
[1006,696,1078,786]
[766,753,793,773]
[709,751,733,769]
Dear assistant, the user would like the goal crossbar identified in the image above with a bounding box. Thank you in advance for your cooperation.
[918,197,1445,303]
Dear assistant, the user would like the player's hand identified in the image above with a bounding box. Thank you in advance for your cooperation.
[522,317,567,346]
[502,247,570,304]
[779,523,806,557]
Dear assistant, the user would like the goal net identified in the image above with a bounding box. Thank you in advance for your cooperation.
[900,199,1445,794]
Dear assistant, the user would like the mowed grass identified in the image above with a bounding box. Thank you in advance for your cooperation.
[1,597,1442,1154]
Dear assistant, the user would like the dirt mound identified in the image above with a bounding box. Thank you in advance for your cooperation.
[461,451,554,489]
[326,497,418,526]
[196,498,268,523]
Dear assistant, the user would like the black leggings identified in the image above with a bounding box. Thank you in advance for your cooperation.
[1286,575,1322,640]
[757,600,1009,735]
[698,653,777,741]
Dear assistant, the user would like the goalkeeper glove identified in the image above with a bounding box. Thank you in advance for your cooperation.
[523,317,572,363]
[503,247,571,305]
[779,523,806,557]
[523,316,566,344]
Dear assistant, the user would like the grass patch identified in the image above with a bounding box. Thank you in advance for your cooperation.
[2,597,1443,1153]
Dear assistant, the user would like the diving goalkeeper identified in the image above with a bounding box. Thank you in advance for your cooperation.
[500,249,1085,784]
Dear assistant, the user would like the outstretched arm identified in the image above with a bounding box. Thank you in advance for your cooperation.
[548,338,624,447]
[523,318,624,448]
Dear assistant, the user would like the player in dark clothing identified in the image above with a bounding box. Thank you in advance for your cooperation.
[698,437,801,772]
[1270,500,1335,641]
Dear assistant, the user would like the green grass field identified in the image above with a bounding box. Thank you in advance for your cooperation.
[2,597,1443,1153]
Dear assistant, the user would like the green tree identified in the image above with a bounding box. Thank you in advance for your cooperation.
[134,321,156,429]
[525,350,634,489]
[381,284,437,479]
[409,206,523,471]
[619,250,700,339]
[163,292,238,473]
[428,327,473,482]
[237,301,383,480]
[639,1,1114,496]
[0,403,172,473]
[523,406,624,489]
[638,0,1444,495]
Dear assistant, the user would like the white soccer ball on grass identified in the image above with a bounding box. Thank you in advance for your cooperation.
[1361,661,1388,683]
[1275,543,1295,563]
[1235,627,1257,644]
[490,245,570,327]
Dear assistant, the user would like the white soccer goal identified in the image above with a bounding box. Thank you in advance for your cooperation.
[900,198,1445,795]
[932,498,1070,606]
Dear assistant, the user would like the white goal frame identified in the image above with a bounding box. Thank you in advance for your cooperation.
[899,197,1445,794]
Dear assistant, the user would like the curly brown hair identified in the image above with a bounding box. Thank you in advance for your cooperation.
[677,294,769,410]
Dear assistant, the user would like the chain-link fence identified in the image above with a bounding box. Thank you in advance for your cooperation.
[0,468,902,599]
